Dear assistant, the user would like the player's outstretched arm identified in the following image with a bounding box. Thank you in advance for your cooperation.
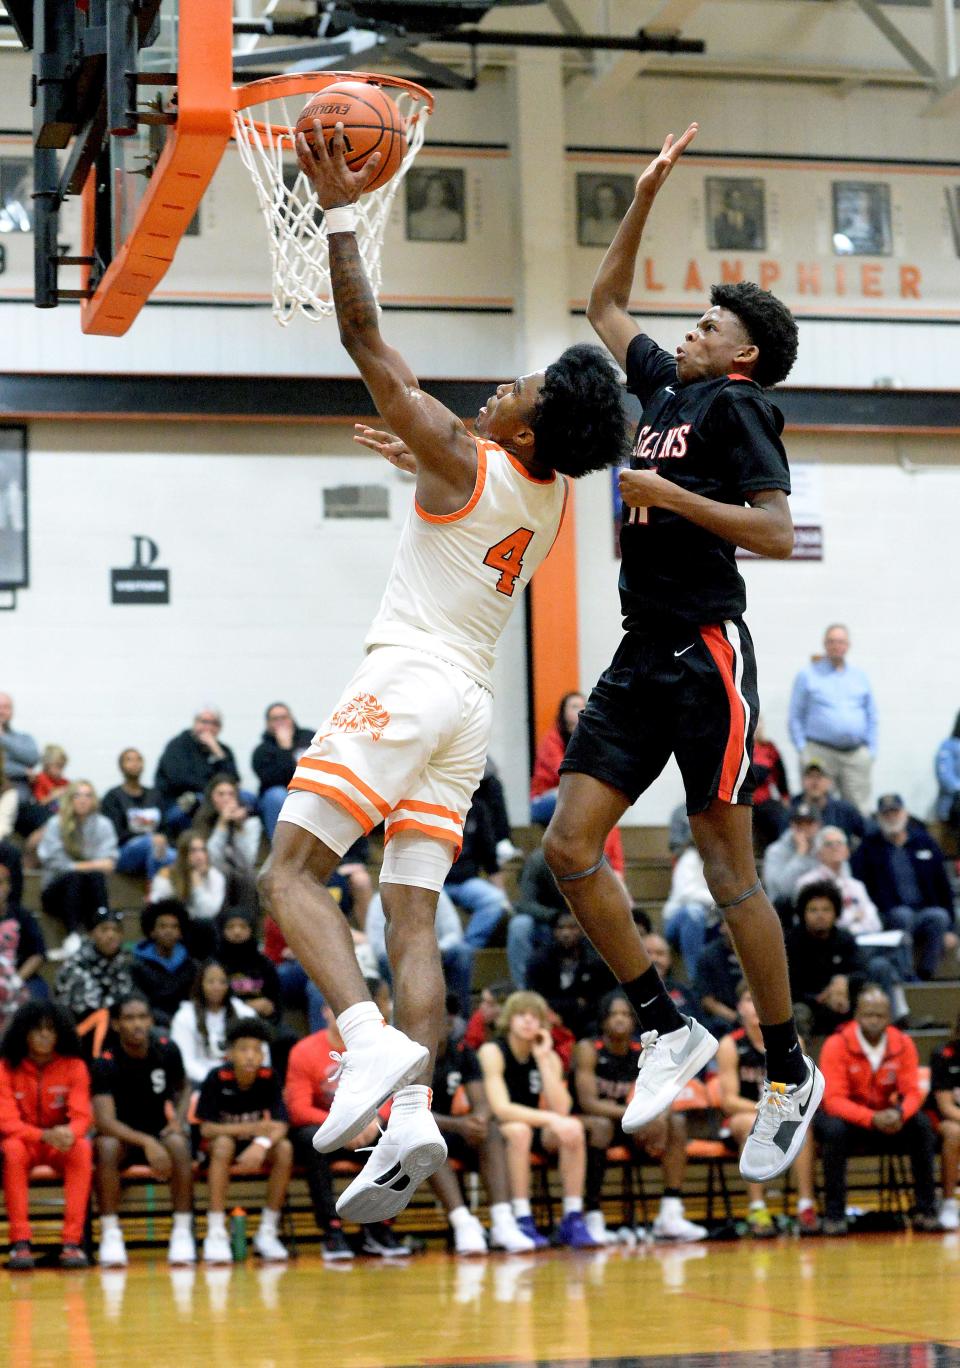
[587,124,698,370]
[296,124,476,500]
[619,470,794,559]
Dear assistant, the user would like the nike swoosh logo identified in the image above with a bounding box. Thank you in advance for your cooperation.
[674,644,695,658]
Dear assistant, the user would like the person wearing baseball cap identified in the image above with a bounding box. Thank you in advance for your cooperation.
[851,796,955,980]
[761,801,822,914]
[791,761,865,845]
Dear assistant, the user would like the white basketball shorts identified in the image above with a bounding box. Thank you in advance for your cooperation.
[278,645,493,892]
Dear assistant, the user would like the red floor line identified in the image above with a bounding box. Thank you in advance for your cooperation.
[686,1289,939,1345]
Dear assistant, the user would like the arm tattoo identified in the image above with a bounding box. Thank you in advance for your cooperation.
[329,231,380,346]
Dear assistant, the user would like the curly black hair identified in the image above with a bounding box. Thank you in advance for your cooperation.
[532,343,629,477]
[0,1000,82,1067]
[710,282,799,388]
[794,878,842,921]
[224,1015,273,1047]
[141,897,190,940]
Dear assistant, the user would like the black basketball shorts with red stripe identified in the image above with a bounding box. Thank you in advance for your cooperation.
[560,616,759,816]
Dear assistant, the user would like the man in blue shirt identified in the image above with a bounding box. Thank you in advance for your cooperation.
[788,624,877,816]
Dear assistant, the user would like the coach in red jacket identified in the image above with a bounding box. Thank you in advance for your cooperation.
[814,986,938,1234]
[0,1001,93,1268]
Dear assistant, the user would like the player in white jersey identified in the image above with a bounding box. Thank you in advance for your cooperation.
[259,123,627,1223]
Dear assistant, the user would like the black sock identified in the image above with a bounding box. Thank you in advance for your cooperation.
[585,1145,608,1211]
[622,966,685,1036]
[759,1018,806,1086]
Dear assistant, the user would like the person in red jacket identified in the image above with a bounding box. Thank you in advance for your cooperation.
[283,1006,404,1261]
[0,1000,93,1269]
[814,985,939,1234]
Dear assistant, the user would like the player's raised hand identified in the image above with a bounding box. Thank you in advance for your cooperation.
[354,423,417,473]
[295,121,382,208]
[635,123,698,201]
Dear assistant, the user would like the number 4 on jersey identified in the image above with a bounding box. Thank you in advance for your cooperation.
[483,527,534,597]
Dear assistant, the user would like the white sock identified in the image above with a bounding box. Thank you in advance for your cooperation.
[562,1196,583,1216]
[390,1084,431,1118]
[943,1197,958,1210]
[259,1208,280,1235]
[337,1000,385,1050]
[448,1205,472,1231]
[172,1212,192,1233]
[797,1198,814,1214]
[748,1200,766,1213]
[490,1202,515,1230]
[512,1198,532,1220]
[100,1214,120,1235]
[207,1211,226,1234]
[659,1196,682,1216]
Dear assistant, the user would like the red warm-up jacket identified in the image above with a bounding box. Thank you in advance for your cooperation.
[820,1020,923,1129]
[0,1056,92,1143]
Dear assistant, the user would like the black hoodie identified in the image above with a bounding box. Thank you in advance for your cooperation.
[251,726,314,795]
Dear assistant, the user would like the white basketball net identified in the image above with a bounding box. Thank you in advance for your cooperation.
[233,83,430,324]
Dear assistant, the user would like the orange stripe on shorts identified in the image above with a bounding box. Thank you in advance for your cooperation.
[294,757,391,818]
[287,778,375,834]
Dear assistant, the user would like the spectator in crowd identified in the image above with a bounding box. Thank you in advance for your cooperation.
[717,983,818,1237]
[464,984,503,1050]
[337,836,375,932]
[101,748,171,878]
[263,915,327,1034]
[527,910,616,1042]
[284,1003,407,1260]
[155,707,242,835]
[0,691,40,809]
[215,906,282,1026]
[444,791,511,950]
[92,993,195,1266]
[54,907,134,1025]
[661,828,715,977]
[478,991,599,1249]
[0,1001,93,1269]
[193,774,264,892]
[170,959,263,1088]
[150,831,226,957]
[751,718,791,851]
[531,692,585,826]
[935,710,960,839]
[478,756,524,867]
[195,1017,292,1263]
[251,702,314,840]
[761,802,821,916]
[928,1014,960,1231]
[508,844,567,989]
[851,793,955,981]
[0,860,46,1026]
[798,827,881,936]
[366,889,474,1017]
[427,1003,538,1254]
[38,780,118,960]
[31,744,69,808]
[791,761,864,845]
[0,746,20,850]
[788,624,877,815]
[786,880,896,1035]
[692,919,743,1034]
[131,901,197,1025]
[814,985,940,1235]
[576,990,707,1244]
[643,931,703,1023]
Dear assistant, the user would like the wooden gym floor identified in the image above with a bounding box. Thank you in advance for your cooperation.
[2,1234,959,1367]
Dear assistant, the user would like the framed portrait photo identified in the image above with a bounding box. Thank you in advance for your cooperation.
[576,174,634,248]
[405,167,466,243]
[832,181,892,256]
[0,428,28,590]
[0,158,32,235]
[705,177,766,252]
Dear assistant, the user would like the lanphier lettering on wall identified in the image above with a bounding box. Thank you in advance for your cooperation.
[111,535,170,605]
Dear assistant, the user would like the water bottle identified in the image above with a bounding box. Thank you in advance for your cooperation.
[230,1207,248,1262]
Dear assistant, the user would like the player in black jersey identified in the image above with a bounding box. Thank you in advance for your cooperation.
[716,983,818,1236]
[575,991,706,1243]
[544,123,823,1186]
[927,1014,960,1231]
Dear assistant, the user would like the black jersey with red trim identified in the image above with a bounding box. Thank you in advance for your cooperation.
[589,1037,641,1104]
[930,1040,960,1110]
[196,1065,285,1126]
[620,333,791,626]
[732,1027,766,1104]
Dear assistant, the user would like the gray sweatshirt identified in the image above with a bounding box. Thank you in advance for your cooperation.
[0,727,40,782]
[37,813,118,889]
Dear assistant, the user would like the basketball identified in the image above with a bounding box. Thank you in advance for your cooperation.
[296,80,407,193]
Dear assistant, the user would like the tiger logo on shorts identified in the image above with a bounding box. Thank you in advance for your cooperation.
[331,692,391,741]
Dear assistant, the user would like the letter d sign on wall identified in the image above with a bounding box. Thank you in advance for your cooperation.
[111,535,171,605]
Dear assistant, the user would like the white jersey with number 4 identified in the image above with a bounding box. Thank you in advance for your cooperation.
[365,435,569,691]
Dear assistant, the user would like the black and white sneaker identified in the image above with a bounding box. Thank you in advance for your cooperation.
[740,1055,824,1183]
[360,1223,412,1258]
[321,1227,355,1262]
